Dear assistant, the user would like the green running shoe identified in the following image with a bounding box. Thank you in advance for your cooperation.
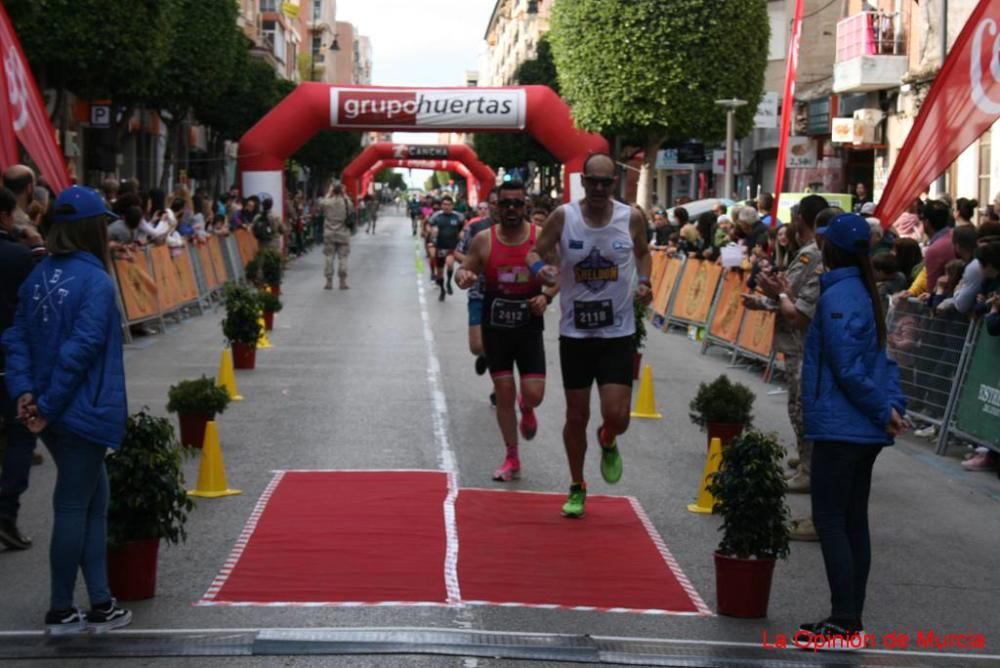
[561,486,587,518]
[598,426,623,484]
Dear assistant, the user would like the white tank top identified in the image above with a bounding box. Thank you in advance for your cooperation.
[558,200,636,338]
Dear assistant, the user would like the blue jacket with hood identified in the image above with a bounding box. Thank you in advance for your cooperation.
[802,266,906,445]
[1,252,127,450]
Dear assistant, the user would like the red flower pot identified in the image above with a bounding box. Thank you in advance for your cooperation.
[714,551,776,618]
[707,422,745,452]
[632,352,643,380]
[177,412,214,449]
[108,539,159,601]
[263,311,274,331]
[231,342,257,370]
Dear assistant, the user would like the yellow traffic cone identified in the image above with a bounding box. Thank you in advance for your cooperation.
[256,315,272,349]
[216,348,243,401]
[687,437,723,514]
[630,364,663,419]
[188,421,242,498]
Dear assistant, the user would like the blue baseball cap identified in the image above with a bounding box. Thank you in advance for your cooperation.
[53,186,118,223]
[817,212,870,253]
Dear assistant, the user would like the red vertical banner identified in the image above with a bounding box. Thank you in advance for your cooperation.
[771,0,805,224]
[875,0,1000,227]
[0,3,71,191]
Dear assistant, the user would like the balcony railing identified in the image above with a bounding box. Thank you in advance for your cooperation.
[259,0,279,13]
[836,11,905,62]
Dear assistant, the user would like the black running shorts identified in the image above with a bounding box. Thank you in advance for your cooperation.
[484,328,546,379]
[559,335,634,390]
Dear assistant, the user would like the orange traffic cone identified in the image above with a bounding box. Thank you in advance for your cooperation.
[216,348,243,401]
[687,437,722,514]
[630,364,663,419]
[188,421,241,498]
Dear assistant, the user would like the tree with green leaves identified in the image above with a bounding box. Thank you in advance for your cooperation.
[549,0,769,209]
[375,170,407,192]
[291,131,363,195]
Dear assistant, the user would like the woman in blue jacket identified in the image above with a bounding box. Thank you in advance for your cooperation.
[1,186,131,635]
[799,212,907,642]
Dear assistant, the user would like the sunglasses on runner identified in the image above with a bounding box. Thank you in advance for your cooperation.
[582,176,614,188]
[498,198,526,208]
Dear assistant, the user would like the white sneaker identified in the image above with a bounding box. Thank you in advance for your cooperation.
[913,424,937,438]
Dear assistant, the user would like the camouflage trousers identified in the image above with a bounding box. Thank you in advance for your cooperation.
[323,237,349,279]
[784,350,811,474]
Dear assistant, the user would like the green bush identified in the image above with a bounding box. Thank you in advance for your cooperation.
[689,374,755,428]
[222,283,261,345]
[106,410,195,548]
[259,248,282,286]
[244,256,262,286]
[706,429,789,560]
[257,289,283,313]
[166,376,231,415]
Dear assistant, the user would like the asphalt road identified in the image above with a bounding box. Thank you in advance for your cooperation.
[1,210,997,666]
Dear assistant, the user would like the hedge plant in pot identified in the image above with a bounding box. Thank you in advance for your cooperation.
[222,284,261,369]
[243,255,263,287]
[706,429,789,617]
[106,410,195,600]
[257,289,282,331]
[166,376,231,448]
[632,299,649,380]
[689,374,755,450]
[259,248,283,296]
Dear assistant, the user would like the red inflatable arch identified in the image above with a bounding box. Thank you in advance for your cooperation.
[361,159,484,206]
[347,144,496,203]
[238,84,608,219]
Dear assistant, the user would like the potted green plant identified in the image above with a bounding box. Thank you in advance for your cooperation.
[689,374,755,450]
[166,376,231,448]
[222,284,261,369]
[706,429,790,618]
[106,410,195,600]
[257,289,283,331]
[633,299,649,379]
[243,255,262,287]
[259,248,283,296]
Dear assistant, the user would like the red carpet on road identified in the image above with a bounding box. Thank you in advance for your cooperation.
[201,471,708,615]
[457,489,707,614]
[203,470,449,604]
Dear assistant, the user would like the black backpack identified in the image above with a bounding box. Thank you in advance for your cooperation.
[252,213,273,242]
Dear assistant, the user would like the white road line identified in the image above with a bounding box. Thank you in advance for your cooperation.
[415,242,462,606]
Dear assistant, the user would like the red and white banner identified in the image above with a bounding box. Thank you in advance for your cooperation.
[330,88,527,129]
[0,3,71,191]
[771,0,804,225]
[875,0,1000,226]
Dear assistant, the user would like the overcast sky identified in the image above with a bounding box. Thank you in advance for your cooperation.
[335,0,497,185]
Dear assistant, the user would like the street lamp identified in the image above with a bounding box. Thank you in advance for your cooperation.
[715,98,747,201]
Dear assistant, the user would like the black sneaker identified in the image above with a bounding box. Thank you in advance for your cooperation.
[796,619,867,651]
[44,607,88,635]
[439,288,446,302]
[87,599,132,633]
[475,355,488,376]
[446,281,453,295]
[0,517,31,550]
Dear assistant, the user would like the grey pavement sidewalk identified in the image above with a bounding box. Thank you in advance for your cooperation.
[0,212,997,664]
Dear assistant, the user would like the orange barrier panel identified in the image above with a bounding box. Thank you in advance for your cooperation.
[668,259,723,326]
[207,236,229,282]
[234,228,258,266]
[649,251,667,293]
[737,309,776,358]
[173,250,199,303]
[652,257,683,316]
[197,244,219,291]
[708,270,746,344]
[113,258,159,322]
[149,245,181,311]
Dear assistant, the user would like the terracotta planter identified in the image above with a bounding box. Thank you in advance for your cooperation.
[231,342,257,370]
[714,551,776,618]
[263,311,274,331]
[177,412,214,449]
[268,283,281,297]
[632,352,643,380]
[108,539,159,601]
[707,422,745,452]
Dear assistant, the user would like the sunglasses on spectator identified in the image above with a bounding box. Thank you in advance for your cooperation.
[498,198,526,208]
[583,176,615,187]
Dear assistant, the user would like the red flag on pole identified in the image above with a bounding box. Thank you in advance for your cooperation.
[875,0,1000,227]
[0,3,72,191]
[770,0,805,226]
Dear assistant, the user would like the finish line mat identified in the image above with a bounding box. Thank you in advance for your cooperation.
[200,471,710,615]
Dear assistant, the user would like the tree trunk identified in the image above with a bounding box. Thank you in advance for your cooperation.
[636,135,664,212]
[159,118,182,190]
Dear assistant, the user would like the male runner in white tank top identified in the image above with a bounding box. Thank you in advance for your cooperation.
[526,153,653,518]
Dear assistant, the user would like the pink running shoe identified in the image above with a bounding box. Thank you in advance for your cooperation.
[518,396,537,441]
[492,456,521,482]
[962,450,996,471]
